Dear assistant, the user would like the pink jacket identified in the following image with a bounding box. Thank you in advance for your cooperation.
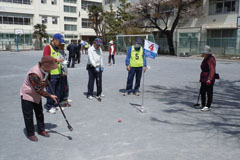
[20,64,44,104]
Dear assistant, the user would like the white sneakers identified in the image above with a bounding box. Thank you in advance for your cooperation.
[95,96,102,102]
[201,106,210,111]
[87,94,104,100]
[134,92,140,96]
[67,99,72,103]
[87,96,93,100]
[47,106,65,114]
[47,107,56,114]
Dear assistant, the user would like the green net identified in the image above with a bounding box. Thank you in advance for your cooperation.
[116,34,155,54]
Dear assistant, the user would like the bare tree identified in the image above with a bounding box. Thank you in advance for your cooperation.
[133,0,202,55]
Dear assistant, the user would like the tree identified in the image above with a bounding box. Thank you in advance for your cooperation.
[88,4,104,37]
[104,4,122,36]
[133,0,202,55]
[33,24,48,50]
[104,0,146,38]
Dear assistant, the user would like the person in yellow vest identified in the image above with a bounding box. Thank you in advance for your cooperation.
[123,38,147,96]
[84,41,89,55]
[43,33,65,114]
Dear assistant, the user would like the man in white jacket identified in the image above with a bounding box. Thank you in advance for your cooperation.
[86,38,104,101]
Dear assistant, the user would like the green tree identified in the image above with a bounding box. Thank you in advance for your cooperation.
[104,4,121,36]
[88,4,104,37]
[33,24,48,50]
[104,0,145,37]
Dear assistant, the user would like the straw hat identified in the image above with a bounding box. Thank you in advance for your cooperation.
[40,56,58,71]
[109,40,114,44]
[200,45,212,54]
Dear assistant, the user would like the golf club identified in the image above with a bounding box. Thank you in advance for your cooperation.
[194,88,201,107]
[47,80,73,131]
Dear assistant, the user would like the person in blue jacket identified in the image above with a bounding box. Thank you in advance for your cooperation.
[124,38,147,96]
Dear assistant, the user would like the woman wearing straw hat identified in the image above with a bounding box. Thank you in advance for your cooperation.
[199,45,216,111]
[20,56,58,141]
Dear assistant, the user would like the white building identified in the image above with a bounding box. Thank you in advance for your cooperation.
[103,0,240,55]
[0,0,102,49]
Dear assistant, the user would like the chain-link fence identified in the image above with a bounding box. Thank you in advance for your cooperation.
[116,34,155,54]
[156,38,240,56]
[0,41,34,51]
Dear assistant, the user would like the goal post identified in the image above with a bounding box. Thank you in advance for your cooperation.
[116,34,155,54]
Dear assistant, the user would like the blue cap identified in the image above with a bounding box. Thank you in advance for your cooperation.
[136,38,143,45]
[94,38,102,45]
[53,33,65,44]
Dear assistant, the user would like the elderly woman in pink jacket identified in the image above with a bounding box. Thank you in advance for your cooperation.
[20,56,58,141]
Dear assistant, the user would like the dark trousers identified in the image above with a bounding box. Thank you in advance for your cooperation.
[200,82,214,108]
[76,51,81,63]
[126,67,143,93]
[108,55,115,64]
[45,75,61,110]
[87,67,102,96]
[21,98,45,136]
[60,75,69,102]
[68,55,75,67]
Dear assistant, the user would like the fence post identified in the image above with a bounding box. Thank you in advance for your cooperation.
[190,40,192,55]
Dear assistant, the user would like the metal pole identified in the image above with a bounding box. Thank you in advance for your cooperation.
[16,35,19,52]
[142,70,145,106]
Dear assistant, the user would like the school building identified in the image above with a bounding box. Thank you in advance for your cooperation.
[0,0,101,50]
[103,0,240,55]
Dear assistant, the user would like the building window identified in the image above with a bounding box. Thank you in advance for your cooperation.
[179,32,198,48]
[41,0,47,4]
[51,0,57,5]
[105,0,116,5]
[52,17,58,24]
[207,29,237,48]
[82,18,92,28]
[82,0,102,10]
[64,24,77,31]
[64,0,77,4]
[209,0,237,15]
[65,34,78,38]
[23,0,30,4]
[0,15,31,25]
[64,17,77,22]
[24,18,30,25]
[0,0,31,4]
[64,6,77,13]
[42,16,48,24]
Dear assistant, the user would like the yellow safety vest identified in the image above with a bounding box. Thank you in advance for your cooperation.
[49,45,61,75]
[130,46,144,67]
[85,42,89,48]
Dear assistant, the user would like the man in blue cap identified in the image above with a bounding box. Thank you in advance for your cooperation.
[43,33,65,114]
[86,38,104,101]
[123,37,147,96]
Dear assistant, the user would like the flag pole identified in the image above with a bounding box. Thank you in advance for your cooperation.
[142,69,145,107]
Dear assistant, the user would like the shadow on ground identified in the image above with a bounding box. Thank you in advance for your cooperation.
[23,123,72,140]
[147,79,240,140]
